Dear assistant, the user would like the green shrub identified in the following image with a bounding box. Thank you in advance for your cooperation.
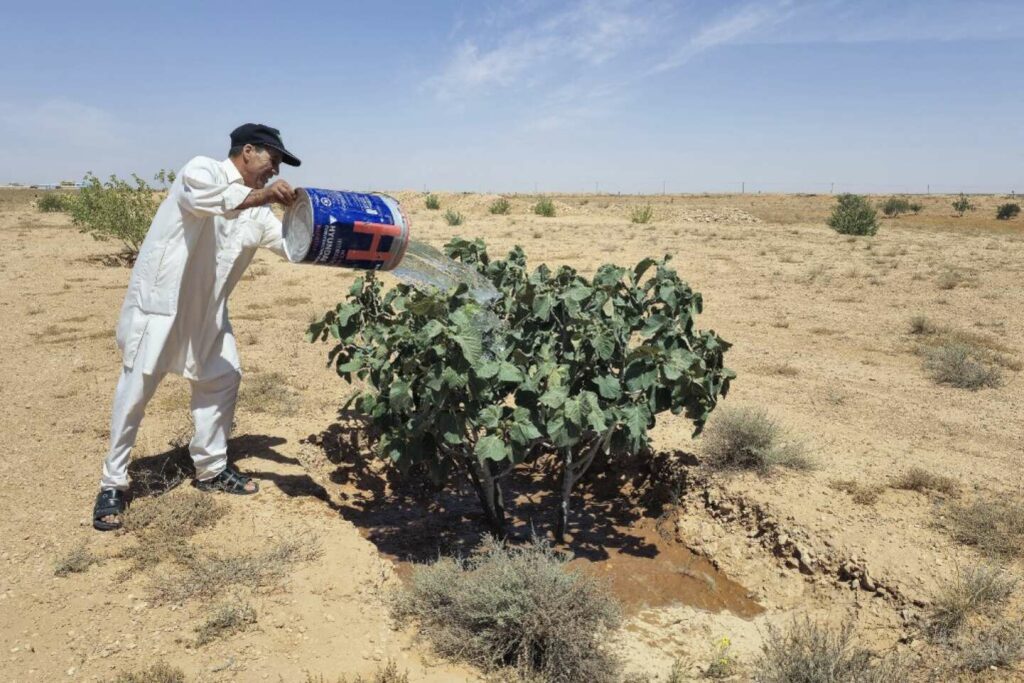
[630,205,654,224]
[755,618,909,683]
[908,201,923,214]
[444,208,464,226]
[533,197,556,217]
[702,407,811,474]
[952,193,975,217]
[826,194,879,236]
[996,203,1020,220]
[69,172,162,263]
[489,198,511,215]
[37,192,71,212]
[881,197,911,218]
[392,536,621,682]
[424,194,440,210]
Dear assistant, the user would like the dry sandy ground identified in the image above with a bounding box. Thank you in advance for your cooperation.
[0,188,1021,681]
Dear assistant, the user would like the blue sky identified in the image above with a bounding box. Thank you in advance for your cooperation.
[2,0,1022,193]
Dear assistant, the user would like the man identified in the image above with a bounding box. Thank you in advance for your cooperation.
[93,124,302,531]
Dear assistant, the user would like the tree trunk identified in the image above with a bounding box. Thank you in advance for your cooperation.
[466,458,507,539]
[555,449,573,543]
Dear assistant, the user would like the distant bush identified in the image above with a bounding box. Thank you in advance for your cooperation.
[37,192,71,212]
[891,466,957,496]
[908,201,923,214]
[443,208,464,226]
[631,205,654,224]
[952,193,975,217]
[996,203,1020,220]
[702,407,812,474]
[533,197,556,217]
[755,618,909,683]
[114,662,186,683]
[488,197,511,215]
[881,196,911,218]
[827,194,879,236]
[424,194,440,210]
[392,536,621,682]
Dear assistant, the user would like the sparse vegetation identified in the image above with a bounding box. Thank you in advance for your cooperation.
[194,599,257,645]
[305,662,410,683]
[908,315,938,335]
[444,208,464,226]
[946,497,1024,559]
[951,193,975,217]
[424,194,440,210]
[114,661,187,683]
[908,201,923,214]
[533,197,556,217]
[238,371,300,415]
[702,407,812,474]
[54,543,102,576]
[891,467,957,495]
[826,194,879,236]
[830,479,884,505]
[754,618,909,683]
[118,490,225,573]
[925,564,1016,642]
[489,197,511,215]
[392,536,621,682]
[922,342,1002,390]
[630,204,654,224]
[996,202,1020,220]
[957,618,1024,673]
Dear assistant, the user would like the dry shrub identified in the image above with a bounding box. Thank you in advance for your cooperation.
[239,372,299,415]
[149,536,318,604]
[119,490,225,572]
[702,407,813,474]
[946,498,1024,559]
[754,618,908,683]
[891,467,957,496]
[926,564,1017,642]
[829,480,884,506]
[54,543,102,577]
[113,661,186,683]
[957,618,1024,673]
[392,536,621,683]
[194,598,257,645]
[922,342,1002,390]
[908,315,938,335]
[305,661,410,683]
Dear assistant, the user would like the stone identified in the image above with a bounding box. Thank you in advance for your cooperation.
[860,574,876,592]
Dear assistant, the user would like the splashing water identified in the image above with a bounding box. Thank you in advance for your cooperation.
[390,240,499,304]
[390,240,507,359]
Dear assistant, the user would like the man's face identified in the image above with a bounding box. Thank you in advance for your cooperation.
[241,144,282,189]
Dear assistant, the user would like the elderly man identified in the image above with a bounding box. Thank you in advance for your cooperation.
[93,123,301,531]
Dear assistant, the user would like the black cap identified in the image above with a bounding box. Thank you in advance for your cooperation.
[229,123,301,167]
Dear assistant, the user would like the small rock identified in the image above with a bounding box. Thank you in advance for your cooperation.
[860,574,876,592]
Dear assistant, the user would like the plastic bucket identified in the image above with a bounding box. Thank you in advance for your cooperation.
[282,188,410,271]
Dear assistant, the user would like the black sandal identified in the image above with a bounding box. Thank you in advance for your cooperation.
[195,466,259,495]
[93,488,126,531]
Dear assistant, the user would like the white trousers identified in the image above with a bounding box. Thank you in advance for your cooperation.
[100,349,241,491]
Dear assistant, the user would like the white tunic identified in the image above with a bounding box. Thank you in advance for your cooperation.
[115,157,286,380]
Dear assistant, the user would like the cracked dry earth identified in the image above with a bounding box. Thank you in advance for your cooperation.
[1,188,1022,681]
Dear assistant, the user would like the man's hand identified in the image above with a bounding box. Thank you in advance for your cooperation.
[237,180,296,210]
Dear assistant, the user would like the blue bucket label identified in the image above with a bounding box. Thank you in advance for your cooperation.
[304,189,402,270]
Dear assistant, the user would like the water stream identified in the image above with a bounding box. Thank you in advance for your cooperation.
[390,240,499,304]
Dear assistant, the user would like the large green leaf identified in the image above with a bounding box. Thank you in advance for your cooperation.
[475,434,509,462]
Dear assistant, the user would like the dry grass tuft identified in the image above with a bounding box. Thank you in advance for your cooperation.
[754,618,909,683]
[946,498,1024,559]
[54,543,102,577]
[922,342,1002,390]
[702,407,813,474]
[113,661,187,683]
[304,661,410,683]
[891,467,958,496]
[392,536,621,683]
[926,564,1017,642]
[829,479,885,506]
[908,314,938,335]
[194,598,257,645]
[149,536,319,604]
[956,618,1024,673]
[119,490,225,572]
[238,372,300,416]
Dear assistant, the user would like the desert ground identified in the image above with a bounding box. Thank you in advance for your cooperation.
[0,187,1021,681]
